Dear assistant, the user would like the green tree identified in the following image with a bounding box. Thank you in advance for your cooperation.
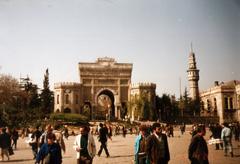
[0,74,44,127]
[155,94,173,122]
[128,95,144,120]
[178,95,184,117]
[192,98,200,116]
[0,74,20,126]
[135,95,145,119]
[180,87,200,116]
[182,87,191,115]
[128,92,152,121]
[40,69,53,115]
[0,74,20,105]
[20,77,41,109]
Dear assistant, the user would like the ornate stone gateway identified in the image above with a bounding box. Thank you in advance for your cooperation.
[79,57,132,120]
[54,57,132,120]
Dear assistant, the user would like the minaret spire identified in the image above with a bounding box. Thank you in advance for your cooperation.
[187,45,199,101]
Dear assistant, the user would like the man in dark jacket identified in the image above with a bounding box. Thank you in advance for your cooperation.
[146,123,170,164]
[31,126,42,159]
[0,127,11,161]
[188,124,209,164]
[97,123,110,157]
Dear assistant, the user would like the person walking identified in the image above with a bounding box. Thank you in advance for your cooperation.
[188,124,209,164]
[53,125,66,154]
[0,127,11,161]
[221,122,233,157]
[30,126,42,159]
[107,125,113,141]
[210,123,223,150]
[39,124,54,147]
[180,123,186,135]
[73,125,96,164]
[146,123,170,164]
[134,125,149,164]
[36,133,62,164]
[63,125,69,140]
[11,128,19,150]
[97,123,110,158]
[122,126,127,138]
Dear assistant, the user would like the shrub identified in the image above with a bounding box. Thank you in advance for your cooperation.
[50,113,89,124]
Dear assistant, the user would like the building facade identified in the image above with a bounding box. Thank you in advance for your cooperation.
[54,57,133,120]
[200,81,240,123]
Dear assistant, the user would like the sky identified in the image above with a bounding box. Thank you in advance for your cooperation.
[0,0,240,98]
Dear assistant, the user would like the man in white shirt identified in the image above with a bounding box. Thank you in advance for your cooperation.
[221,123,233,157]
[73,125,96,164]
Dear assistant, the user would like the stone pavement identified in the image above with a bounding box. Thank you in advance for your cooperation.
[2,129,240,164]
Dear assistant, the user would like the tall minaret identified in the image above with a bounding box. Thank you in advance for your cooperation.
[187,44,200,100]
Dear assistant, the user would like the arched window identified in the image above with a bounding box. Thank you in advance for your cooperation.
[214,98,217,111]
[224,97,228,109]
[64,108,71,113]
[201,101,204,111]
[207,99,211,112]
[57,95,59,104]
[65,94,69,104]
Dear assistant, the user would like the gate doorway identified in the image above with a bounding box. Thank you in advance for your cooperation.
[97,89,115,120]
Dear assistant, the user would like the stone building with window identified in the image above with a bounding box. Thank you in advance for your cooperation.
[54,57,156,120]
[130,83,156,120]
[200,80,240,123]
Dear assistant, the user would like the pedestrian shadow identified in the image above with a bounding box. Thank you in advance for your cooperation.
[234,155,240,157]
[6,159,33,162]
[232,146,240,157]
[109,154,134,158]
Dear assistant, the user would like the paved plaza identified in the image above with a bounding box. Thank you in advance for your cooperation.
[2,128,240,164]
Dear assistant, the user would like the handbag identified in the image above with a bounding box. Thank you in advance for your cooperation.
[42,144,52,164]
[8,146,14,156]
[43,152,51,164]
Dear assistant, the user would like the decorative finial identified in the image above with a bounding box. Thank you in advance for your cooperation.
[190,42,193,52]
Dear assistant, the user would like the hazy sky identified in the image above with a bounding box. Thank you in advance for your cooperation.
[0,0,240,97]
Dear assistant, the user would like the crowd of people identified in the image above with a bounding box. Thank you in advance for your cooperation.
[0,121,239,164]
